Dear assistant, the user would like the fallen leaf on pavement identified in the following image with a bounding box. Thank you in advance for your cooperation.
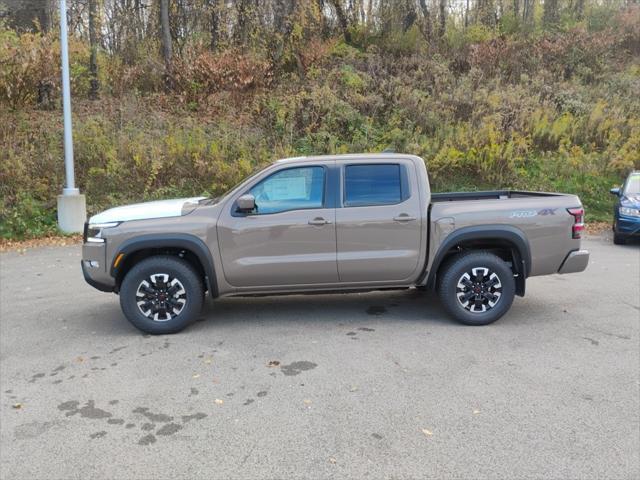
[215,399,224,405]
[422,428,433,436]
[192,374,200,379]
[267,360,280,367]
[473,409,480,414]
[303,399,312,405]
[328,457,337,464]
[12,403,22,409]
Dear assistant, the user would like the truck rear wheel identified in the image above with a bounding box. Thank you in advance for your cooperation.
[437,251,515,326]
[120,255,204,334]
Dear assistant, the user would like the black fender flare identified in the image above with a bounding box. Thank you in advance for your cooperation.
[110,233,218,297]
[425,225,531,294]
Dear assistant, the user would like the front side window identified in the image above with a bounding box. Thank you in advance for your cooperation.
[248,166,325,214]
[344,164,402,206]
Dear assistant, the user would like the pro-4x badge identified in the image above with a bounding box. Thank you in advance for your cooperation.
[538,208,557,215]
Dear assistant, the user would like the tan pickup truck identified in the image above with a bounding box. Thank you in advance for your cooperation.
[82,153,589,334]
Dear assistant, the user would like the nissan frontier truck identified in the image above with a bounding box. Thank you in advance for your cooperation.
[82,153,589,334]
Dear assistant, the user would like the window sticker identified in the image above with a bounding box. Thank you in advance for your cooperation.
[264,175,308,200]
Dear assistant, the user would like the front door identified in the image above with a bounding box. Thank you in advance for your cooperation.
[217,163,338,287]
[335,161,423,282]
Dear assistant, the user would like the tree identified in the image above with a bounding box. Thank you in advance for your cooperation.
[330,0,352,43]
[418,0,433,41]
[159,0,173,88]
[543,0,560,28]
[2,0,53,32]
[206,0,221,50]
[439,0,447,38]
[88,0,100,100]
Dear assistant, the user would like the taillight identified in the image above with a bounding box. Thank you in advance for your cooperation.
[567,207,585,239]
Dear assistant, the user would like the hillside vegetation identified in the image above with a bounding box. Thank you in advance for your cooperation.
[1,1,639,238]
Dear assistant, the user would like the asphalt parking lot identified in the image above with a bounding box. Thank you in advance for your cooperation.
[0,234,638,479]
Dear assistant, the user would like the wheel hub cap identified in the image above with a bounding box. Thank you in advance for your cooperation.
[136,273,187,322]
[456,267,503,313]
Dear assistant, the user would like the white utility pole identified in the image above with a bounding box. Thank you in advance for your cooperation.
[57,0,86,232]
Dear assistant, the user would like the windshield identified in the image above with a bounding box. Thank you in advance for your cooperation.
[624,173,640,195]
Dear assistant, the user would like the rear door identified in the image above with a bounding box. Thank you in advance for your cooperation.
[217,162,338,287]
[335,160,423,282]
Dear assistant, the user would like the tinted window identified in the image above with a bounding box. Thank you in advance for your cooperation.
[249,166,324,214]
[344,164,402,206]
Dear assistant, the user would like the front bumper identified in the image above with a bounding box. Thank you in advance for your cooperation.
[81,242,116,292]
[558,249,589,274]
[614,214,640,236]
[81,260,115,292]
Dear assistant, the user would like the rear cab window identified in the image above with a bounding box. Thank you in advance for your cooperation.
[343,163,410,207]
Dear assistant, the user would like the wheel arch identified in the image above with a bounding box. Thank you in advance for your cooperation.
[110,234,218,298]
[426,225,531,296]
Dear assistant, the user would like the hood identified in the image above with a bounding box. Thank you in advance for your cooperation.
[89,197,206,224]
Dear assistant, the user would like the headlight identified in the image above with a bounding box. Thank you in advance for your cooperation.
[85,222,120,243]
[619,207,640,217]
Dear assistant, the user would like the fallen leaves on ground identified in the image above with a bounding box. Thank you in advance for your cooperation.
[422,428,433,436]
[585,222,610,234]
[214,399,224,405]
[192,374,200,379]
[267,360,280,367]
[0,235,82,252]
[12,403,22,409]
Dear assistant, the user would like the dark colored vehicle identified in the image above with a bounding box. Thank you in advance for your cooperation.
[610,171,640,245]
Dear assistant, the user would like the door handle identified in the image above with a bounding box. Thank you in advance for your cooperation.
[308,217,332,226]
[393,214,417,222]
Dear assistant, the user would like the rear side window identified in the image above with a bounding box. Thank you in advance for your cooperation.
[344,164,406,206]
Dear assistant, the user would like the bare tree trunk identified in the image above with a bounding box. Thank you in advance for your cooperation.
[207,0,220,50]
[235,0,249,46]
[331,0,352,43]
[418,0,432,41]
[465,0,470,28]
[575,0,585,20]
[89,0,100,100]
[543,0,559,28]
[159,0,173,89]
[438,0,447,38]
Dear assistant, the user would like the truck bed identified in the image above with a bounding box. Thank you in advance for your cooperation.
[431,190,566,203]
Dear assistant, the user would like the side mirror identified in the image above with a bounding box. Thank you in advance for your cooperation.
[237,194,256,212]
[610,187,621,196]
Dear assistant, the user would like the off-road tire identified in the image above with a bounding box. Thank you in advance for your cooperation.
[437,251,516,326]
[120,255,204,334]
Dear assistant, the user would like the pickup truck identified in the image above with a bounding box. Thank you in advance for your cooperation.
[82,153,589,334]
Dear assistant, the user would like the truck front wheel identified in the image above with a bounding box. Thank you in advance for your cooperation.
[120,255,204,334]
[437,251,516,326]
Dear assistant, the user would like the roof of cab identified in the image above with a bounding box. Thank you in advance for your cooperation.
[274,153,423,165]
